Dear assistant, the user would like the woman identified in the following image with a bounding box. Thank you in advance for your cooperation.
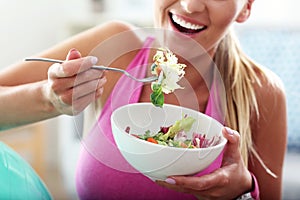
[74,0,286,199]
[0,0,287,199]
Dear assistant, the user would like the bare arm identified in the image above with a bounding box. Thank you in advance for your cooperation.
[0,80,54,130]
[249,72,287,199]
[0,51,104,130]
[0,21,133,130]
[0,21,131,86]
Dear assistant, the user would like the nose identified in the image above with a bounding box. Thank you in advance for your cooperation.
[180,0,206,14]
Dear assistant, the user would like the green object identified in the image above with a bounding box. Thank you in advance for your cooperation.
[159,116,196,141]
[150,83,164,107]
[0,142,52,200]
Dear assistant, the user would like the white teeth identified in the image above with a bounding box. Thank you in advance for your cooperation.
[172,14,204,30]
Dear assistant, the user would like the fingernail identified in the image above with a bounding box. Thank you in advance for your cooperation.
[96,87,104,96]
[165,178,176,185]
[66,48,78,58]
[101,76,107,83]
[70,48,77,52]
[90,56,98,65]
[225,127,234,135]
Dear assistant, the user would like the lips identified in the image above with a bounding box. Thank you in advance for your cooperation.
[169,12,207,35]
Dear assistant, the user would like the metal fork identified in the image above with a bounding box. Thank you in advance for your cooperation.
[24,57,158,83]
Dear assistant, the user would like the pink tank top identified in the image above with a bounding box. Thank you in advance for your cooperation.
[75,37,224,200]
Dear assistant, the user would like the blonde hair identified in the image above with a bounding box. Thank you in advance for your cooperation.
[214,29,277,177]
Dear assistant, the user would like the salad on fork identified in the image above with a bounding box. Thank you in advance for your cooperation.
[150,48,186,107]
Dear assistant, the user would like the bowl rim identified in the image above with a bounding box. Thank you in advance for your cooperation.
[111,102,227,152]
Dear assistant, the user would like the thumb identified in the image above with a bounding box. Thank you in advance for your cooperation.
[221,127,241,164]
[66,48,82,61]
[222,127,240,146]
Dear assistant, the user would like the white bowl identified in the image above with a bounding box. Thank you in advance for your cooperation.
[111,103,227,180]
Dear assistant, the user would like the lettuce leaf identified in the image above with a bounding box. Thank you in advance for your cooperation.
[150,83,164,107]
[158,116,195,141]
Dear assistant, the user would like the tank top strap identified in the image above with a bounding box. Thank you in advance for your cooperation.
[204,69,226,125]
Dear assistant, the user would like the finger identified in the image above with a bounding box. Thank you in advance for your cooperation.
[155,180,188,194]
[47,48,82,78]
[166,172,226,191]
[63,56,99,77]
[71,87,104,114]
[222,127,240,145]
[73,69,105,87]
[51,70,105,93]
[95,87,104,99]
[72,76,107,100]
[48,63,66,78]
[50,70,105,93]
[58,76,106,105]
[157,175,229,199]
[48,56,98,78]
[66,48,82,60]
[221,127,241,162]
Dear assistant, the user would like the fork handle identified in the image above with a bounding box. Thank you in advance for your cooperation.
[24,57,158,82]
[24,57,115,72]
[24,58,64,64]
[91,65,123,72]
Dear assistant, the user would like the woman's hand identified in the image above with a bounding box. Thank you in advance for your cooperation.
[156,127,253,200]
[44,48,107,115]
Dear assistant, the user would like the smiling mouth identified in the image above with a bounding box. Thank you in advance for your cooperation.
[169,12,207,35]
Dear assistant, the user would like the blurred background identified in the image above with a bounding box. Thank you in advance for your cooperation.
[0,0,299,199]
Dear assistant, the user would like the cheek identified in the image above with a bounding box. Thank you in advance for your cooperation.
[153,0,176,27]
[210,4,240,29]
[153,0,162,26]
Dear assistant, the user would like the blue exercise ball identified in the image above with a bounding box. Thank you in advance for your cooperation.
[0,142,52,199]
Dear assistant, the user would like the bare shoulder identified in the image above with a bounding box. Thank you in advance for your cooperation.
[70,20,139,55]
[90,20,136,38]
[251,64,287,147]
[43,20,139,59]
[254,66,286,113]
[87,21,145,106]
[252,65,287,133]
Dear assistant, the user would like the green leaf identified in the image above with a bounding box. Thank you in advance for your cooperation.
[158,116,195,141]
[150,84,164,107]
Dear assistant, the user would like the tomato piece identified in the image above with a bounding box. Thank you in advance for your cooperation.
[155,66,162,76]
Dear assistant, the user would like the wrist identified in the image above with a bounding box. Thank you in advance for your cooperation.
[236,172,260,200]
[40,81,59,115]
[249,172,259,200]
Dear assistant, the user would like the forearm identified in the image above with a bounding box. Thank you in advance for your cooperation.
[0,81,59,130]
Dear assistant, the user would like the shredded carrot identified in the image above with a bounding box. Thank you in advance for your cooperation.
[147,137,158,144]
[180,142,188,148]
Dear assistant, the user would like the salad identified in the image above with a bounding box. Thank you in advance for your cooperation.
[150,48,186,107]
[125,115,222,149]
